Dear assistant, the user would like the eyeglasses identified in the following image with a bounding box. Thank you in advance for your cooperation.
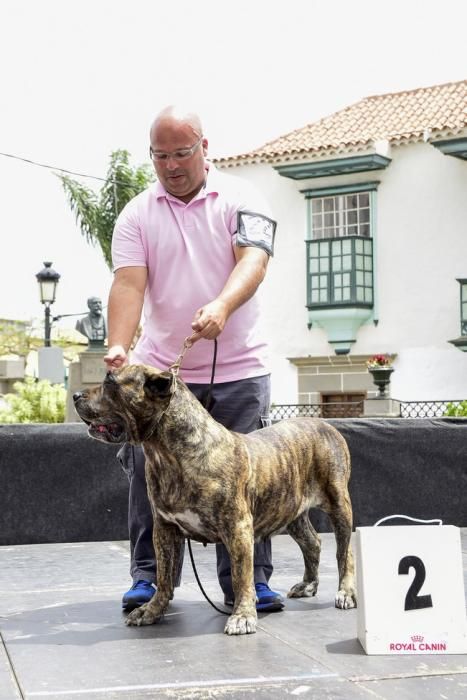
[149,136,203,162]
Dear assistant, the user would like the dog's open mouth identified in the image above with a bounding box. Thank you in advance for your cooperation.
[88,420,126,442]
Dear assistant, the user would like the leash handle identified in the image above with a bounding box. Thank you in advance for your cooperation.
[374,514,443,527]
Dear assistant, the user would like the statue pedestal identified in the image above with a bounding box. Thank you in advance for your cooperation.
[65,349,107,422]
[38,347,65,384]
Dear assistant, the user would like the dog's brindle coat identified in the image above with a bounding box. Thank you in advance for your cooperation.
[74,365,356,635]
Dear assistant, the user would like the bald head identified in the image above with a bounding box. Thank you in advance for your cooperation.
[148,104,208,203]
[150,105,203,141]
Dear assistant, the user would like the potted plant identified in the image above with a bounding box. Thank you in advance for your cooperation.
[366,354,394,398]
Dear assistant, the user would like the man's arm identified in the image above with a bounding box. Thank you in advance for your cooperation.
[191,246,268,340]
[104,266,147,368]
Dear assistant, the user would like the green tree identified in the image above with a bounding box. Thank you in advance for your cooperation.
[444,401,467,417]
[0,318,86,364]
[0,319,41,358]
[58,150,154,269]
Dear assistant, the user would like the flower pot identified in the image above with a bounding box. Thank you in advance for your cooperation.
[368,366,394,398]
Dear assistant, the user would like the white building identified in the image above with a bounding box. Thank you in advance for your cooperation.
[216,80,467,410]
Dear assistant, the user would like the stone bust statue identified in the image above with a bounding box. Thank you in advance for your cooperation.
[75,297,107,345]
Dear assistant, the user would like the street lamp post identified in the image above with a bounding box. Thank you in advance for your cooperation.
[36,262,60,347]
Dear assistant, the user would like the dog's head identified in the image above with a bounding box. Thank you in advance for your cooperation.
[73,364,176,445]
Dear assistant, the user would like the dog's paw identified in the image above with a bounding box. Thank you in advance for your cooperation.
[224,612,257,636]
[335,589,357,610]
[125,604,161,626]
[287,580,318,598]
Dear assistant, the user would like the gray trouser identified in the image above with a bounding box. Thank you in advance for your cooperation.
[118,374,273,599]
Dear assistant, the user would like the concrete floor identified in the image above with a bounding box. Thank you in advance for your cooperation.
[0,532,466,699]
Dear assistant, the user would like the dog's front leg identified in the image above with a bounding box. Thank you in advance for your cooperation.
[223,518,257,636]
[126,522,182,627]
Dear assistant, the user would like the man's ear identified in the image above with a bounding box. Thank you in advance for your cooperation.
[144,371,174,399]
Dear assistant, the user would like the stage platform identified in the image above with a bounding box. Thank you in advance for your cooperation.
[1,532,466,699]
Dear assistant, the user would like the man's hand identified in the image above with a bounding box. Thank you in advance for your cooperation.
[104,345,129,370]
[191,299,229,340]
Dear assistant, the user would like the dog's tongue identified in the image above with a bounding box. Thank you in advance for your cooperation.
[98,425,106,433]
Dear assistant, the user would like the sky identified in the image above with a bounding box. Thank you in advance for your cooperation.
[1,0,466,334]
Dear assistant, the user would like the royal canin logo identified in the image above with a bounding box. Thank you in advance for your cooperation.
[389,635,447,652]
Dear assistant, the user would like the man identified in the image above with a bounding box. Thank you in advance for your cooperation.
[75,297,107,343]
[104,105,283,613]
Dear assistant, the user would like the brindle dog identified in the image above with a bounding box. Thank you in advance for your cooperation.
[74,364,356,636]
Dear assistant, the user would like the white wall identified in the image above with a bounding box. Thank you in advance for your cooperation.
[224,142,467,402]
[356,142,467,399]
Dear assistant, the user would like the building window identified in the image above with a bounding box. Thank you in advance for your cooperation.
[461,280,467,335]
[311,192,371,239]
[307,236,373,307]
[305,185,375,310]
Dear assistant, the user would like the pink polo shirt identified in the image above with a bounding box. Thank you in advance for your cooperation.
[112,165,272,383]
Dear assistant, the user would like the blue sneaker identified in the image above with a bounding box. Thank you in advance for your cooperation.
[224,583,284,612]
[255,582,284,612]
[122,580,156,611]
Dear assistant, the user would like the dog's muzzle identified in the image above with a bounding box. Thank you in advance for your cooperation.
[73,392,126,443]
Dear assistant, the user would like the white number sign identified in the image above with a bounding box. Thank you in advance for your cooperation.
[356,521,467,655]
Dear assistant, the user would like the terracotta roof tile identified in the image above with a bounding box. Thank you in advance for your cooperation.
[216,80,467,166]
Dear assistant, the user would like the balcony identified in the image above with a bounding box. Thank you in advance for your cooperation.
[306,235,374,354]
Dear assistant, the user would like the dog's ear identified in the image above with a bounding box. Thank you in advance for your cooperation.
[143,371,174,399]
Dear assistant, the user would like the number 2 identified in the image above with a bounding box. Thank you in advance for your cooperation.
[398,555,433,611]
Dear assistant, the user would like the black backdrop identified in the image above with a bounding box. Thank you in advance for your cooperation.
[1,419,466,545]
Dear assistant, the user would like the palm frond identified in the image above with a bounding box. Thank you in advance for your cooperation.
[58,151,154,271]
[58,174,99,245]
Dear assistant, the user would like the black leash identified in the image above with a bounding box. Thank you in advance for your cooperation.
[203,337,218,412]
[187,538,231,615]
[172,336,231,615]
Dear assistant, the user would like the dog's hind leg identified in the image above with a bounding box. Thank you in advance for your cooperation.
[286,512,321,598]
[326,486,357,610]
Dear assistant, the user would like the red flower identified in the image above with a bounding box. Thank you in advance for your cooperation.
[366,353,393,368]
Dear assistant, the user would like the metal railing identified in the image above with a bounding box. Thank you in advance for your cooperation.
[399,400,465,419]
[271,400,466,420]
[270,402,364,420]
